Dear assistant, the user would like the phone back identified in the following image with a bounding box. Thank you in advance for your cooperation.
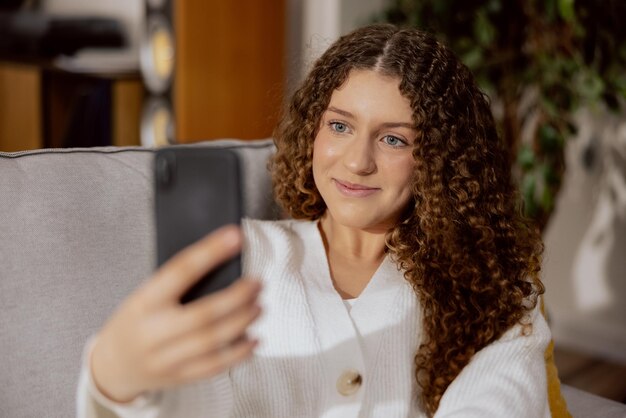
[155,147,242,303]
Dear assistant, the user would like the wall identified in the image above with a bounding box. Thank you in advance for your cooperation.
[543,107,626,364]
[299,0,387,76]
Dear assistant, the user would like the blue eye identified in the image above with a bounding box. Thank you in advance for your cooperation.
[330,122,348,133]
[383,135,406,147]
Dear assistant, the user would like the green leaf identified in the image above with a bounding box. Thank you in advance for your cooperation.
[486,0,501,13]
[433,0,449,16]
[545,0,557,21]
[522,173,538,217]
[613,75,626,99]
[462,47,483,70]
[541,96,560,119]
[475,74,495,95]
[474,11,496,46]
[577,70,606,101]
[538,124,562,153]
[517,145,536,170]
[558,0,576,22]
[541,186,555,212]
[541,162,560,186]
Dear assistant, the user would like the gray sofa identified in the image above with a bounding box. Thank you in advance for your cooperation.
[1,139,625,418]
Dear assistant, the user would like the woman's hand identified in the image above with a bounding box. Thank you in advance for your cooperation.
[90,225,262,403]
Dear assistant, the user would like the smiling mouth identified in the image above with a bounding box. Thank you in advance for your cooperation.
[333,179,380,197]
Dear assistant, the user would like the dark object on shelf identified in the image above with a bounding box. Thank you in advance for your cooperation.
[0,0,27,12]
[0,12,126,58]
[42,71,113,148]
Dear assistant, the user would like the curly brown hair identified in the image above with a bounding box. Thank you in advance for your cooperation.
[271,23,544,416]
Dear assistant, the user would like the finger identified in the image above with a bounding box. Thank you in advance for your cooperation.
[143,225,242,305]
[141,279,261,349]
[175,336,259,383]
[156,303,261,369]
[177,279,261,332]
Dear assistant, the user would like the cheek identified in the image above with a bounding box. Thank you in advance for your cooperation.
[390,160,416,211]
[395,161,416,212]
[312,134,328,187]
[312,132,339,172]
[401,164,415,191]
[386,156,416,190]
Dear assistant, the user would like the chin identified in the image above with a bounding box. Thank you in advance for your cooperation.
[327,208,393,232]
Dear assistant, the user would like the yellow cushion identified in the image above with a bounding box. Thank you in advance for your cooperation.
[542,298,572,417]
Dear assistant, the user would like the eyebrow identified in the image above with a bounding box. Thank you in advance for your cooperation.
[326,106,416,130]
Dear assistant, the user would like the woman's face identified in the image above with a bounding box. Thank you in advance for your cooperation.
[312,69,417,232]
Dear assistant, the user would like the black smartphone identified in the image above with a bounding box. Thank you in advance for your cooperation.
[154,146,243,304]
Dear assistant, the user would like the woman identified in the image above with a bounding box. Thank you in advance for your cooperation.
[78,24,550,417]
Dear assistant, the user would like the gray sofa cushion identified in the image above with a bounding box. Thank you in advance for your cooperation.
[0,139,278,418]
[562,385,626,418]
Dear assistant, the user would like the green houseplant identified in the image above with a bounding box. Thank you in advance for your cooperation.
[379,0,626,230]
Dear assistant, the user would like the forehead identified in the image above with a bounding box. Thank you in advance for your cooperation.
[327,69,413,121]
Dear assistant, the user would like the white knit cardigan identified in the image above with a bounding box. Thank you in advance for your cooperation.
[77,219,551,418]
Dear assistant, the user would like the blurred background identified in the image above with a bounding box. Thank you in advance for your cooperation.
[0,0,624,404]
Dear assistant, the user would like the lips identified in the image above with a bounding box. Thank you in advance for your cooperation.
[333,179,380,197]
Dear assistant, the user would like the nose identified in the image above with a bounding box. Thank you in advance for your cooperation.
[342,135,376,175]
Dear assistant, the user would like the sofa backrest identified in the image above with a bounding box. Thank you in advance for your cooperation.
[0,139,279,418]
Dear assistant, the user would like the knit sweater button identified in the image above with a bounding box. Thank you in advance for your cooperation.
[337,369,362,396]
